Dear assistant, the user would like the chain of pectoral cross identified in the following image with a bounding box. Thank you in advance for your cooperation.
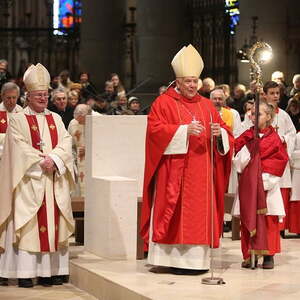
[179,102,200,124]
[30,109,46,151]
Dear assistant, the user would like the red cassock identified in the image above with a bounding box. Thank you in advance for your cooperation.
[235,126,289,258]
[140,87,233,248]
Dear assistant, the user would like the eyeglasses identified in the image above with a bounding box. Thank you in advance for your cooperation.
[31,93,48,99]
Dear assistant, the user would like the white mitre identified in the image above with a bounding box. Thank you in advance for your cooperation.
[171,44,204,78]
[23,63,50,92]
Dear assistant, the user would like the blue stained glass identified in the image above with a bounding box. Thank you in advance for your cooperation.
[225,0,240,35]
[53,0,82,35]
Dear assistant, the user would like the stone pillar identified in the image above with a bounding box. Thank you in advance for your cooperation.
[136,0,190,92]
[80,0,127,91]
[236,0,300,85]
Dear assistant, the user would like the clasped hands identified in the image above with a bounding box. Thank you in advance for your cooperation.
[39,154,56,174]
[187,121,221,137]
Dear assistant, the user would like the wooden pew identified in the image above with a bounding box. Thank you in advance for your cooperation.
[71,196,84,245]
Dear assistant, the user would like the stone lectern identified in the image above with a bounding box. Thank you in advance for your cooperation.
[84,115,147,260]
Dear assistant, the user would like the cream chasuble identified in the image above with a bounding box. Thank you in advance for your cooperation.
[0,107,75,278]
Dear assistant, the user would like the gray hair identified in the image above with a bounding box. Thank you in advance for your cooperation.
[1,82,20,98]
[293,74,300,84]
[210,88,226,100]
[73,104,91,118]
[52,88,66,101]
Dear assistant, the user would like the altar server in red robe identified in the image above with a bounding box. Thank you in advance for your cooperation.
[140,44,233,275]
[232,102,288,269]
[263,81,296,233]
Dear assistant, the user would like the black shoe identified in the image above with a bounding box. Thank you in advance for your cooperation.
[262,255,274,269]
[51,275,63,285]
[223,221,232,233]
[18,278,33,288]
[280,230,286,239]
[62,275,69,283]
[170,267,209,275]
[37,277,52,287]
[0,277,8,286]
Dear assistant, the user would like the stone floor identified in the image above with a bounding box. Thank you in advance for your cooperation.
[2,234,300,300]
[70,235,300,300]
[0,282,97,300]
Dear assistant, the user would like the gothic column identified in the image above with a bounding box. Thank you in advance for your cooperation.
[136,0,190,92]
[80,0,127,91]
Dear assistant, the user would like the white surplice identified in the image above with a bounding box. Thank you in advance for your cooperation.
[231,138,285,222]
[291,133,300,201]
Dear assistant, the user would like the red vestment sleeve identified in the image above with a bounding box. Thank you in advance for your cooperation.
[140,95,180,242]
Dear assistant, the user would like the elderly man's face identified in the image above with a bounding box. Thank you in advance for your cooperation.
[294,78,300,90]
[2,89,19,112]
[28,90,49,113]
[176,77,198,99]
[54,92,67,111]
[76,114,86,124]
[211,90,225,111]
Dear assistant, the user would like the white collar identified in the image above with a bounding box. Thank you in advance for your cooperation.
[24,106,51,115]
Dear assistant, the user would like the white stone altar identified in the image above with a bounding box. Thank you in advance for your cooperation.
[84,115,147,260]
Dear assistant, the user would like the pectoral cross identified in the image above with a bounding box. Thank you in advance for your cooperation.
[192,116,198,124]
[37,140,45,151]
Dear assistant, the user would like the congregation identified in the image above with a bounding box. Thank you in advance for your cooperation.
[1,57,300,209]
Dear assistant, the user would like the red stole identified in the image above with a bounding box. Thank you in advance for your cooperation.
[235,126,288,177]
[0,111,8,133]
[25,114,59,252]
[141,87,233,247]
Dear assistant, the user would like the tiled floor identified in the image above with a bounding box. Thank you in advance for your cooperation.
[0,282,97,300]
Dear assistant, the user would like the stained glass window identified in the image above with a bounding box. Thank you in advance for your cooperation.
[225,0,240,35]
[53,0,82,35]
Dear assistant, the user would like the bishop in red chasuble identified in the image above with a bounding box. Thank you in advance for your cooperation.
[140,45,233,274]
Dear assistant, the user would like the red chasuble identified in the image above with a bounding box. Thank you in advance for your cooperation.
[141,87,233,248]
[25,114,60,252]
[0,111,8,133]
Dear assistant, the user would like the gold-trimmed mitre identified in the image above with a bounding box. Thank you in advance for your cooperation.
[23,63,50,92]
[171,44,204,78]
